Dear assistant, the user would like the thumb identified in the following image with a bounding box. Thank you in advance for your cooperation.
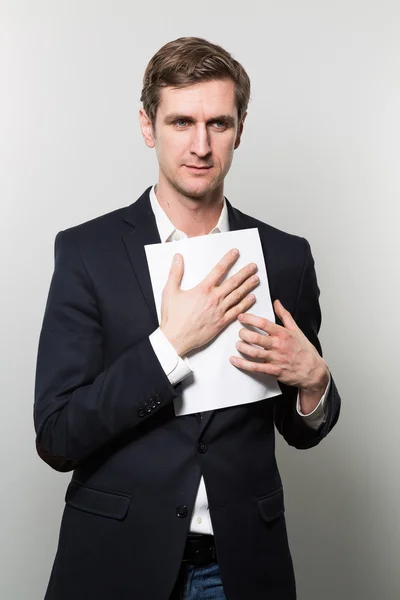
[274,299,297,330]
[167,253,184,290]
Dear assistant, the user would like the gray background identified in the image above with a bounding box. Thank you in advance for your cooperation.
[1,1,400,598]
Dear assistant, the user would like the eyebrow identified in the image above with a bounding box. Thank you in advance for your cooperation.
[164,113,236,127]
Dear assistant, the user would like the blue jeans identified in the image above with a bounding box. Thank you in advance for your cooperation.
[172,561,227,600]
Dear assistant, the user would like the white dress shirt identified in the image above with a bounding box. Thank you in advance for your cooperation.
[147,185,330,534]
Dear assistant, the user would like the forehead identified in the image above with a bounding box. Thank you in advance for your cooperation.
[157,79,237,120]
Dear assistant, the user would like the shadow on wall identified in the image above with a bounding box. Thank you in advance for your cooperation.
[276,410,400,600]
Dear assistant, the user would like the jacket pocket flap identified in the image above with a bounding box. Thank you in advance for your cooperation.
[258,487,285,523]
[65,481,130,520]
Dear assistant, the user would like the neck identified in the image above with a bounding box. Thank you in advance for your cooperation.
[154,174,224,237]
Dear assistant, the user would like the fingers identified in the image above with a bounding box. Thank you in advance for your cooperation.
[223,293,257,328]
[273,300,297,330]
[237,326,274,351]
[235,340,269,361]
[221,272,260,312]
[166,253,184,290]
[219,262,258,299]
[229,354,279,376]
[237,313,280,335]
[201,249,241,288]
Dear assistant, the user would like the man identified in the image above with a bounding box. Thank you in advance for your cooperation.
[34,37,340,600]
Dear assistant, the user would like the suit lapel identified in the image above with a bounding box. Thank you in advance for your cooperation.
[122,188,161,330]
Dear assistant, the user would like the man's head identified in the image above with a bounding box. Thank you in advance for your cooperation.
[139,37,251,200]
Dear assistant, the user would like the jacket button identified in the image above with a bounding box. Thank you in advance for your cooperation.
[176,505,188,518]
[197,442,207,454]
[138,408,146,417]
[154,394,162,405]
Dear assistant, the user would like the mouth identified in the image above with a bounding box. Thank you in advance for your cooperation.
[184,165,213,172]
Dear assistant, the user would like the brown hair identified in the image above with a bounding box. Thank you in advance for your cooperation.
[140,37,251,127]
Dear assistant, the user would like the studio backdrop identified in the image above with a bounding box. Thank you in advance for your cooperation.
[1,1,400,599]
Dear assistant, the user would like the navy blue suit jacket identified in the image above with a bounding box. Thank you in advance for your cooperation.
[34,188,340,600]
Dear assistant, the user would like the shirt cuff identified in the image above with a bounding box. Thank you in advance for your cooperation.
[296,373,331,430]
[149,328,193,386]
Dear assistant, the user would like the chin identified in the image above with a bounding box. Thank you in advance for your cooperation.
[183,187,210,199]
[177,178,220,199]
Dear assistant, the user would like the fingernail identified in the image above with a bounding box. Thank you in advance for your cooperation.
[232,249,239,256]
[248,294,255,301]
[173,253,180,263]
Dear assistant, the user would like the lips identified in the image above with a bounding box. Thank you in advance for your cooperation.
[185,165,212,170]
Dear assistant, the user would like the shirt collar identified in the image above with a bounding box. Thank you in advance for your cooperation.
[149,185,229,242]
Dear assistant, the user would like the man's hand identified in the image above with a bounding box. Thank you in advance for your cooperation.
[229,299,329,413]
[160,250,259,357]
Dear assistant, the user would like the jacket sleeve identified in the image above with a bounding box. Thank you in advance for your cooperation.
[273,238,341,449]
[33,230,180,472]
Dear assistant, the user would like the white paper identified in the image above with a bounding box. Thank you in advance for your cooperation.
[145,228,281,416]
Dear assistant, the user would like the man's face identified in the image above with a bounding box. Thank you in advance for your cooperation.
[140,79,245,199]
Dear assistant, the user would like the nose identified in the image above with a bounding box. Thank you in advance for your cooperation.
[190,124,211,158]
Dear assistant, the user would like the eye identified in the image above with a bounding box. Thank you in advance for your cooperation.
[174,119,190,128]
[212,121,228,130]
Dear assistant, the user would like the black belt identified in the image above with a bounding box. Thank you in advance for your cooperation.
[182,534,217,567]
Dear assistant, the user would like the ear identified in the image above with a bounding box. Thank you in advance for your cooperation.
[139,108,155,148]
[234,112,247,150]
